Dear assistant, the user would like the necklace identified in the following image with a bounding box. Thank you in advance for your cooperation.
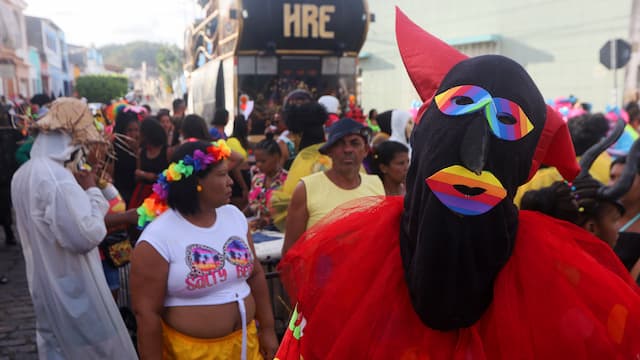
[621,212,640,232]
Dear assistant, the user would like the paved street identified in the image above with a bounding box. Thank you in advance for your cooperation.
[0,233,37,360]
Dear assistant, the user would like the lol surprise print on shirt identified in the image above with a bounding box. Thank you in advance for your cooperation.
[224,237,254,278]
[185,244,227,290]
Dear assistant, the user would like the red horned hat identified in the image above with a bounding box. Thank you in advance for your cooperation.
[395,7,579,182]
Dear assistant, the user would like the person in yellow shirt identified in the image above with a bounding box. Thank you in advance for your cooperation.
[269,91,331,230]
[282,118,385,256]
[515,113,611,206]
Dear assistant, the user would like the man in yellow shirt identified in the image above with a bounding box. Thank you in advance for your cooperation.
[282,118,385,256]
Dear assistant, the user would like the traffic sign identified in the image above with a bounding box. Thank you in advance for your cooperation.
[600,39,632,69]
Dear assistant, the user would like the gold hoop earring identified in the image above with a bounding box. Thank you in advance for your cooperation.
[197,185,203,192]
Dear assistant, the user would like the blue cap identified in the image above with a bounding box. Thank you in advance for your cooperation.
[319,118,371,154]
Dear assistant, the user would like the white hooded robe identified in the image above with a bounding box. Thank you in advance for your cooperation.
[11,131,137,360]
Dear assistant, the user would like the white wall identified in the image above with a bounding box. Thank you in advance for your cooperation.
[360,0,631,113]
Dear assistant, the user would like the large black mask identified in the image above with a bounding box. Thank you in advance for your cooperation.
[395,9,580,331]
[400,55,546,330]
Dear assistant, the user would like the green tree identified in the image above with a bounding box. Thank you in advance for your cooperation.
[75,75,129,103]
[157,45,183,92]
[100,41,164,68]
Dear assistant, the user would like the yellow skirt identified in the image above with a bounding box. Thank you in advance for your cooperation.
[161,320,263,360]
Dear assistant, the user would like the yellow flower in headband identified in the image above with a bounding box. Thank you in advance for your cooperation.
[166,164,181,181]
[166,161,193,181]
[163,168,173,182]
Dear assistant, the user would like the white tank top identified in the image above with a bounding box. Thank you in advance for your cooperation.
[139,205,253,307]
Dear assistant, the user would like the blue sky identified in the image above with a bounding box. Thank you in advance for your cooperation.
[24,0,202,47]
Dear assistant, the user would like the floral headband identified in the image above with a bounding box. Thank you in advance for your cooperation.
[123,105,149,121]
[137,140,231,228]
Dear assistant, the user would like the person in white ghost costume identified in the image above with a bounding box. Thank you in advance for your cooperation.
[11,98,137,360]
[389,109,414,155]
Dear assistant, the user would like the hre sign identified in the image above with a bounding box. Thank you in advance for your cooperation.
[283,4,335,39]
[237,0,368,54]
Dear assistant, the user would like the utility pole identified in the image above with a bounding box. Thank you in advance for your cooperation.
[610,39,619,106]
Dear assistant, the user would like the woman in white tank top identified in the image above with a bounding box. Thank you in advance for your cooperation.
[130,140,278,359]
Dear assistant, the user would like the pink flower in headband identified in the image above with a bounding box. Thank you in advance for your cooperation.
[124,105,149,121]
[152,181,168,200]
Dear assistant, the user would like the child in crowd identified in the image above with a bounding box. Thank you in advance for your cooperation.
[248,134,288,231]
[521,178,624,248]
[371,140,410,196]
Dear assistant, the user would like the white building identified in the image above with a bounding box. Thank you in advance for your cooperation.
[0,0,30,97]
[359,0,631,113]
[68,44,107,77]
[26,16,73,97]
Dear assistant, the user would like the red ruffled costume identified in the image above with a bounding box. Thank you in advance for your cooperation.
[275,196,640,359]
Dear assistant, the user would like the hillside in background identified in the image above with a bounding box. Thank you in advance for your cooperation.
[100,41,181,69]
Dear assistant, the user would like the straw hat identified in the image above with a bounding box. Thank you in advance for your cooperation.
[35,97,105,145]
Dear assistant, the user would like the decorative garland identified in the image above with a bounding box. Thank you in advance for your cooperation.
[137,140,231,228]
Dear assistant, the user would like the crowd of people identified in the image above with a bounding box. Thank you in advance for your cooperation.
[2,8,640,360]
[0,85,413,358]
[274,10,640,359]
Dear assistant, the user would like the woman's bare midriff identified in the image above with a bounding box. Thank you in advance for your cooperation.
[163,294,257,339]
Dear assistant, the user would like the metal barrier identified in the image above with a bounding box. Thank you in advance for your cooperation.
[117,263,132,308]
[261,259,291,339]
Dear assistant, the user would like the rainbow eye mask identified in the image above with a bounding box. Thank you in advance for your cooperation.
[434,85,493,114]
[426,165,507,216]
[434,85,534,141]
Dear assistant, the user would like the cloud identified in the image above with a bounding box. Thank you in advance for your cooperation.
[24,0,200,47]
